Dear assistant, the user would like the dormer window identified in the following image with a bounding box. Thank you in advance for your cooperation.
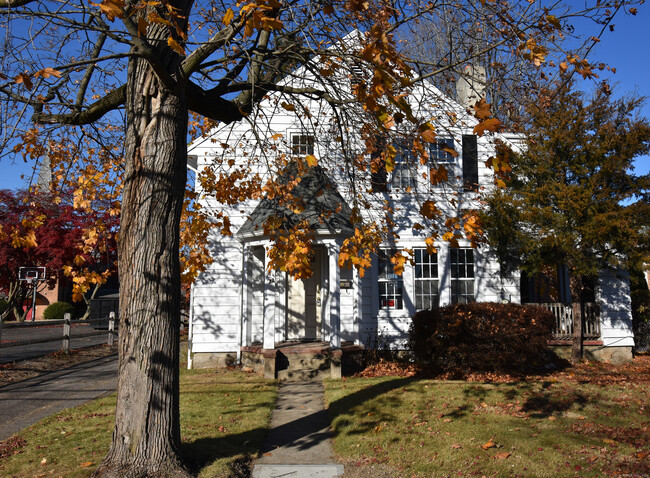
[291,133,314,155]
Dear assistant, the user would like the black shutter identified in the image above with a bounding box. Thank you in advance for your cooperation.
[462,134,478,191]
[370,139,388,192]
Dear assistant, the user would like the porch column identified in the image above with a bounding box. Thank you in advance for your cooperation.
[275,271,287,344]
[353,267,362,346]
[262,248,276,350]
[327,240,342,348]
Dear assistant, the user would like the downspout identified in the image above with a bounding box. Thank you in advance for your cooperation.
[187,282,195,370]
[237,244,245,365]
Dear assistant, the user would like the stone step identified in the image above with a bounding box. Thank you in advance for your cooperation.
[277,367,331,381]
[281,354,331,371]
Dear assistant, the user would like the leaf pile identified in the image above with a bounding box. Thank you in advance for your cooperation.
[354,359,418,378]
[0,436,27,460]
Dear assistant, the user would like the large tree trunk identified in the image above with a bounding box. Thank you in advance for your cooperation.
[94,15,191,477]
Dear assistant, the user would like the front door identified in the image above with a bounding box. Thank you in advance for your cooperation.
[287,250,322,340]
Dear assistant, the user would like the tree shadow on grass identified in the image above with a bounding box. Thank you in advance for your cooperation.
[181,427,267,476]
[520,388,588,418]
[327,376,419,436]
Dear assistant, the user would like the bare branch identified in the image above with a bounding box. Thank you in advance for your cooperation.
[76,32,107,111]
[0,0,36,7]
[32,84,126,125]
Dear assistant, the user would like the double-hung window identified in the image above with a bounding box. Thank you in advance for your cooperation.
[414,249,439,310]
[450,248,475,303]
[378,249,403,310]
[291,133,314,155]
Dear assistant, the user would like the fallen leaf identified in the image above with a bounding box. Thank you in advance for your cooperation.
[451,443,462,449]
[40,457,47,465]
[482,440,496,450]
[495,452,511,459]
[636,450,650,459]
[548,416,557,421]
[603,438,615,444]
[443,418,452,423]
[80,461,94,467]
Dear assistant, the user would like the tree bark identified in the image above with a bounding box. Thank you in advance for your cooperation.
[94,14,191,477]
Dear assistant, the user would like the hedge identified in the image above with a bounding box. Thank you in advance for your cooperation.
[43,301,75,320]
[408,302,554,375]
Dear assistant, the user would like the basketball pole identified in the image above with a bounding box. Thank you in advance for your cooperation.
[30,279,36,321]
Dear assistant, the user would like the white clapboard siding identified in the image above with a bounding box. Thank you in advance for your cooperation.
[598,269,635,347]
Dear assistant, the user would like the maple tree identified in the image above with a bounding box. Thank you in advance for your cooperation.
[0,0,641,475]
[0,187,118,321]
[480,78,650,362]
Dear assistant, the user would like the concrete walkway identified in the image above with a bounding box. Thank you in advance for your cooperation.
[253,381,344,478]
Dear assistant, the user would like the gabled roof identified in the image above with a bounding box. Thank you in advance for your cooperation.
[237,164,354,240]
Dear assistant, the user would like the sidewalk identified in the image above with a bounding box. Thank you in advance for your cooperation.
[253,381,344,478]
[0,353,118,440]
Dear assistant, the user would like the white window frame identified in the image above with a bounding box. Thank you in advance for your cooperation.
[429,137,455,162]
[414,248,439,310]
[390,139,416,191]
[378,248,403,310]
[290,133,314,155]
[450,248,475,304]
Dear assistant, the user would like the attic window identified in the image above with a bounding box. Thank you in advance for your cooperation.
[291,133,314,155]
[391,139,416,190]
[349,63,365,84]
[429,138,455,162]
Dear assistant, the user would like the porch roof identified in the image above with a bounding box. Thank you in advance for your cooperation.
[237,164,354,240]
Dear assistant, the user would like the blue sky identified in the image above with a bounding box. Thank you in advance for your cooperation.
[0,2,648,190]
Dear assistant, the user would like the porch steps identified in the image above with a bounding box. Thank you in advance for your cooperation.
[276,351,332,381]
[241,342,364,380]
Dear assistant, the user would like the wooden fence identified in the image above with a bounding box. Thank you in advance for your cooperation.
[0,312,117,353]
[537,302,600,340]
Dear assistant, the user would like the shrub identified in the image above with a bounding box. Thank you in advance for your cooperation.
[43,302,75,320]
[408,302,554,375]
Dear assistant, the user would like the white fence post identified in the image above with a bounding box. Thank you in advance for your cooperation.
[62,313,71,353]
[108,311,115,346]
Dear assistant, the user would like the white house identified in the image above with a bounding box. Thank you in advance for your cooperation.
[187,41,635,378]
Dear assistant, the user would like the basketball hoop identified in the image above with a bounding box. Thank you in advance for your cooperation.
[19,266,46,282]
[18,267,45,321]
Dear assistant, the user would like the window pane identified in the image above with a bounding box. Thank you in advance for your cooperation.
[414,248,439,310]
[292,134,314,155]
[378,248,403,310]
[430,137,454,161]
[450,248,475,304]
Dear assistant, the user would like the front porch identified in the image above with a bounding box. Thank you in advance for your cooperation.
[241,341,365,380]
[537,302,601,340]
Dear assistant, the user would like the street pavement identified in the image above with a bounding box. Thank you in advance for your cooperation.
[0,322,112,363]
[0,353,118,440]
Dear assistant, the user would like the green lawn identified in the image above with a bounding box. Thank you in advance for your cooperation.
[0,360,277,477]
[325,367,650,477]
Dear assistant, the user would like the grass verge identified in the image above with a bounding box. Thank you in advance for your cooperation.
[0,346,277,477]
[325,360,650,477]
